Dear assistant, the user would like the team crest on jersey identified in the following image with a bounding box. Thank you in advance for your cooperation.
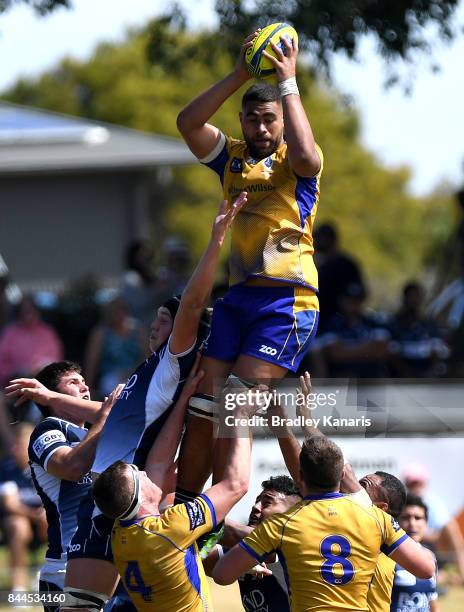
[230,157,243,173]
[185,499,206,531]
[261,156,274,179]
[391,516,401,532]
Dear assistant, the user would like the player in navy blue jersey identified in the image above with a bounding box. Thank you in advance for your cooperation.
[203,475,301,612]
[57,193,247,612]
[22,361,119,612]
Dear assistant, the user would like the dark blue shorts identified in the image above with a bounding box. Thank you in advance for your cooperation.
[67,491,114,562]
[203,285,319,372]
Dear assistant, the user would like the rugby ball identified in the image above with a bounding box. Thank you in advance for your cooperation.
[245,23,298,80]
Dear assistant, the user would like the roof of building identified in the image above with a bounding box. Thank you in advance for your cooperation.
[0,101,196,175]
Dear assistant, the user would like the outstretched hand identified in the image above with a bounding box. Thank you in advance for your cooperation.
[100,383,125,415]
[212,191,247,246]
[5,378,52,408]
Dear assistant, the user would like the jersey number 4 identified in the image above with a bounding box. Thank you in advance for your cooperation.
[320,535,355,585]
[125,561,153,602]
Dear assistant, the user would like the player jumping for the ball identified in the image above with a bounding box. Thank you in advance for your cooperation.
[176,29,323,498]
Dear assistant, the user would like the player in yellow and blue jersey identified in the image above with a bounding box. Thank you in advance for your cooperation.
[213,436,436,612]
[176,28,323,504]
[93,364,267,612]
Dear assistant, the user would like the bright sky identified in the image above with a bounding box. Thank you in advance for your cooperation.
[1,0,463,196]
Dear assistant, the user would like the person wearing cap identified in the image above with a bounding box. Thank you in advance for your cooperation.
[403,462,464,583]
[52,193,246,612]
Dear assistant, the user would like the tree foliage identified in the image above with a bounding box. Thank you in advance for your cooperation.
[1,17,454,304]
[0,0,70,15]
[215,0,461,75]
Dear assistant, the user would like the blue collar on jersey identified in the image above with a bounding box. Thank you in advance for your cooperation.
[119,514,160,527]
[303,492,344,501]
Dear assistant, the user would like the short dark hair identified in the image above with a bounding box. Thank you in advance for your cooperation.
[375,471,407,519]
[35,360,82,418]
[403,494,429,521]
[299,436,344,491]
[92,460,134,519]
[261,475,301,498]
[242,82,281,108]
[161,295,211,345]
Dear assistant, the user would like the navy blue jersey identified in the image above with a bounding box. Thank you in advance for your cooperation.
[28,417,91,563]
[238,563,290,612]
[92,338,198,474]
[0,457,41,509]
[391,561,437,612]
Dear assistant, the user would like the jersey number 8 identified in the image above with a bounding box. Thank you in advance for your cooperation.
[320,535,355,585]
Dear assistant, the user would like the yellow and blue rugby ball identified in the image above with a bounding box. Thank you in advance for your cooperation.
[245,23,298,79]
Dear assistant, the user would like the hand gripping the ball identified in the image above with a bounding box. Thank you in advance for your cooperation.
[262,34,298,82]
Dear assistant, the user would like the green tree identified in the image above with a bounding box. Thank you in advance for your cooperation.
[216,0,461,73]
[0,0,70,15]
[1,18,454,303]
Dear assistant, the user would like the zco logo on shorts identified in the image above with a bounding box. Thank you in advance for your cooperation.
[259,345,277,356]
[68,544,81,552]
[32,430,66,458]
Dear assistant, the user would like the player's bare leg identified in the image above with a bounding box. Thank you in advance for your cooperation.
[176,356,233,497]
[61,558,119,612]
[212,354,287,483]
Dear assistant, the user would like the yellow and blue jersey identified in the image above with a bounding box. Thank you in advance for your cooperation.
[111,494,216,611]
[201,134,323,290]
[367,553,396,612]
[240,492,408,612]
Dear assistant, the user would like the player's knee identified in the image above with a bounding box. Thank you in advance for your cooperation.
[62,588,108,612]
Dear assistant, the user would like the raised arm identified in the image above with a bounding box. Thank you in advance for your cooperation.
[47,385,122,481]
[176,31,257,158]
[267,400,302,484]
[169,192,247,355]
[203,386,268,523]
[5,378,102,423]
[144,354,203,487]
[262,37,320,177]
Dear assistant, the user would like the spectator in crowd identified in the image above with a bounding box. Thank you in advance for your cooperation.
[0,296,63,388]
[314,223,364,333]
[0,273,13,333]
[0,423,47,590]
[120,240,159,326]
[84,296,147,398]
[0,391,13,456]
[389,282,449,377]
[392,495,439,612]
[156,237,191,300]
[319,282,391,378]
[403,462,464,582]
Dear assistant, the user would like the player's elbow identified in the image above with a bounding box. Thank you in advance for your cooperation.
[176,109,193,136]
[64,457,90,482]
[416,555,436,579]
